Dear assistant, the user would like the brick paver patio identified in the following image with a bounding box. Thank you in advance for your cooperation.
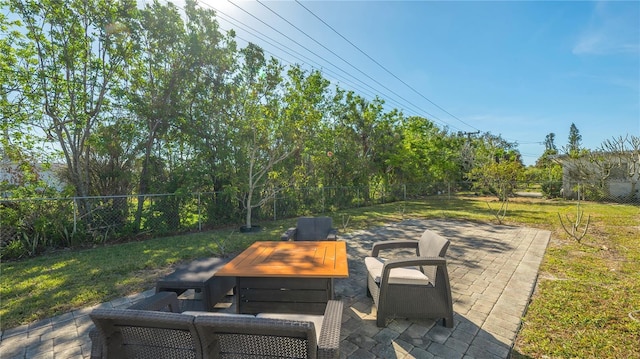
[0,218,551,358]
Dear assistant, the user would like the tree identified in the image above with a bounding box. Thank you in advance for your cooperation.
[179,0,237,191]
[536,132,558,167]
[368,109,404,190]
[170,1,239,225]
[124,0,190,231]
[330,92,387,201]
[272,66,331,209]
[544,132,557,152]
[470,134,524,200]
[535,133,562,197]
[469,136,524,224]
[567,123,582,157]
[2,3,61,198]
[9,0,138,220]
[0,6,42,175]
[229,46,329,229]
[591,135,640,201]
[390,116,463,188]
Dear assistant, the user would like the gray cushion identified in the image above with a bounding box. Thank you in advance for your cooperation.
[256,312,324,343]
[364,256,432,286]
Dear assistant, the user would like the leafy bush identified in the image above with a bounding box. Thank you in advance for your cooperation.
[541,181,562,198]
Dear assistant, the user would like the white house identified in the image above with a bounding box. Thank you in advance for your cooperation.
[556,153,639,201]
[0,157,67,194]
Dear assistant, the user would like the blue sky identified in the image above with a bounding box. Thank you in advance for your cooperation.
[167,1,638,165]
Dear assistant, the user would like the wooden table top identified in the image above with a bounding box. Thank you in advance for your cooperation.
[215,241,349,278]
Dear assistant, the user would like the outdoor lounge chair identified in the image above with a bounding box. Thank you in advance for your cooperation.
[365,229,454,327]
[281,216,337,241]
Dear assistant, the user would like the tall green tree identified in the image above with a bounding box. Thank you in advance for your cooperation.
[159,1,240,225]
[124,0,190,231]
[0,7,38,168]
[544,132,557,152]
[536,132,558,167]
[367,108,403,190]
[229,44,288,229]
[567,123,583,157]
[8,0,138,218]
[470,133,524,200]
[179,1,238,194]
[390,116,463,187]
[534,132,562,197]
[277,66,330,181]
[87,118,138,230]
[331,92,386,199]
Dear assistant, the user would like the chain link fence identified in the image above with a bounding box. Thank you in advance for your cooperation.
[1,181,637,260]
[560,179,640,203]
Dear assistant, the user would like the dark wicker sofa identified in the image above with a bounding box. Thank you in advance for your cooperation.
[89,292,342,359]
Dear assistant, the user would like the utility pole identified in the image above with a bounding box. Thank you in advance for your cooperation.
[460,131,480,140]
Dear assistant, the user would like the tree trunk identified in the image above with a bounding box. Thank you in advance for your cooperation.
[134,123,158,232]
[245,191,253,229]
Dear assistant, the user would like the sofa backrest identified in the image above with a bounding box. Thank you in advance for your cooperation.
[91,305,335,359]
[417,230,450,283]
[296,216,333,241]
[194,315,318,359]
[90,309,201,359]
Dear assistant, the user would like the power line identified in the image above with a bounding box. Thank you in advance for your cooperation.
[222,0,458,129]
[208,1,449,126]
[149,0,422,118]
[210,7,385,102]
[294,0,480,132]
[254,0,451,126]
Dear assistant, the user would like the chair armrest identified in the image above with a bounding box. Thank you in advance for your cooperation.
[380,257,447,285]
[382,257,446,270]
[128,291,181,312]
[318,300,343,359]
[281,227,297,241]
[371,240,419,256]
[326,229,338,241]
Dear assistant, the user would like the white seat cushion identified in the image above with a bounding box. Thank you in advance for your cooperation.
[256,312,324,343]
[364,256,432,286]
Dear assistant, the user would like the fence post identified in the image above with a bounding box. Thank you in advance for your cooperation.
[198,192,202,231]
[273,193,277,221]
[73,197,77,235]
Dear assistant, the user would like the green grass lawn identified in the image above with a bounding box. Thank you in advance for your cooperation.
[1,196,639,357]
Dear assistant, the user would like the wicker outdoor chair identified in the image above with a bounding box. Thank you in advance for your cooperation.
[195,300,343,359]
[281,216,337,241]
[90,309,201,359]
[365,229,454,327]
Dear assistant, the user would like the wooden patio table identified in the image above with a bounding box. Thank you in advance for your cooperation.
[215,240,349,314]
